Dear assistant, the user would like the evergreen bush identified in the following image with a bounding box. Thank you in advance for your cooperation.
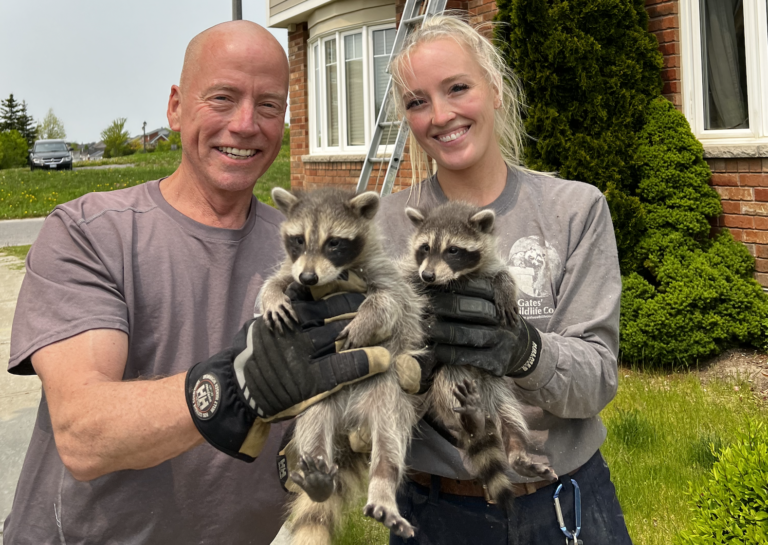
[496,0,768,366]
[495,0,662,271]
[620,99,768,364]
[0,130,29,170]
[676,420,768,544]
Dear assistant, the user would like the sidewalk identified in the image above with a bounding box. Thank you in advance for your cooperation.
[0,254,40,537]
[0,218,45,248]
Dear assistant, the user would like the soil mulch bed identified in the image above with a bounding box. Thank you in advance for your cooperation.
[696,348,768,404]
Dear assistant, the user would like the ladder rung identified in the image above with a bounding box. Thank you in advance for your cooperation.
[379,121,400,128]
[369,158,388,163]
[402,15,426,25]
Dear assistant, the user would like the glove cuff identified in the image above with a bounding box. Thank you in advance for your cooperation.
[186,352,259,462]
[507,318,542,378]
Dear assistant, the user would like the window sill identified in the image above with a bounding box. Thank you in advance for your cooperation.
[702,142,768,158]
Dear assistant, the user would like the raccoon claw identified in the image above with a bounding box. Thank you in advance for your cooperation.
[265,304,297,335]
[509,455,558,482]
[363,503,415,539]
[292,455,338,503]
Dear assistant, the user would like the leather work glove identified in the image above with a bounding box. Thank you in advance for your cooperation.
[426,277,542,379]
[186,286,392,463]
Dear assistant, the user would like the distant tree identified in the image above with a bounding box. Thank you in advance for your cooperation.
[0,94,21,132]
[37,108,67,140]
[0,130,29,169]
[101,118,130,158]
[17,101,36,148]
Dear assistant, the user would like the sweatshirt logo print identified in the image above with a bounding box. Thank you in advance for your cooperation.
[507,236,561,299]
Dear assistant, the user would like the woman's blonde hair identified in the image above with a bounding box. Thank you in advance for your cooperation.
[389,13,527,185]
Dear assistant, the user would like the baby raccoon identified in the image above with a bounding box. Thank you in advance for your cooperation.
[260,187,424,545]
[402,201,557,509]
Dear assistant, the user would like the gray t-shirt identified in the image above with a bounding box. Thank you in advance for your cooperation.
[377,167,621,482]
[5,179,290,544]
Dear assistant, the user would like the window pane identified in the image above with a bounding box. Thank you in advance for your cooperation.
[372,28,397,145]
[345,34,364,146]
[700,0,749,129]
[325,39,339,146]
[314,44,322,148]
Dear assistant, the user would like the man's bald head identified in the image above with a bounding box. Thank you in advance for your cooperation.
[180,21,288,90]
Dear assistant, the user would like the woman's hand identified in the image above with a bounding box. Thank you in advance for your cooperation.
[425,278,542,378]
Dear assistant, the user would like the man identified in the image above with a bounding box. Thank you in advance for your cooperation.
[4,21,382,544]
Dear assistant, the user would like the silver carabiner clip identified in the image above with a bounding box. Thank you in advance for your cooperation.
[553,479,582,544]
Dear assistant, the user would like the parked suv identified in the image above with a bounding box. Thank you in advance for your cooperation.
[29,139,73,171]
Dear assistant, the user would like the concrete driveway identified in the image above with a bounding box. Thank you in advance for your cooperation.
[0,254,40,539]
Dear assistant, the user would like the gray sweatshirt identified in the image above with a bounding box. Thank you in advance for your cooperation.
[377,167,622,483]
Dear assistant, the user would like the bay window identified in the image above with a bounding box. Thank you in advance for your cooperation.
[309,24,397,154]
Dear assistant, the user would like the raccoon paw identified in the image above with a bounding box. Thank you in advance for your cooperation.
[453,379,485,438]
[290,455,338,503]
[337,319,375,350]
[264,295,298,335]
[363,503,415,539]
[509,454,558,483]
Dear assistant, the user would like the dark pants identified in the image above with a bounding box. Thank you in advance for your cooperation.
[390,450,633,544]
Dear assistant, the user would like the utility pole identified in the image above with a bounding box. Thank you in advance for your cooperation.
[142,121,147,153]
[232,0,242,20]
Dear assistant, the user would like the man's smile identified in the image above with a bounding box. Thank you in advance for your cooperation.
[216,146,259,159]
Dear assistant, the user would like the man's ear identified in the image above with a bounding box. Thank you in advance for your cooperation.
[349,192,380,219]
[167,85,182,132]
[469,209,495,234]
[405,207,425,227]
[272,188,298,215]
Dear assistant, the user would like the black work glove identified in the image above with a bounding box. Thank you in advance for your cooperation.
[426,277,542,378]
[186,290,392,462]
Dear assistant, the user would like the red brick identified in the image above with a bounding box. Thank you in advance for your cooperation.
[756,258,768,273]
[647,3,678,17]
[656,29,680,44]
[721,201,741,214]
[754,272,768,287]
[742,203,768,216]
[743,230,768,244]
[755,217,768,230]
[727,228,745,241]
[714,187,752,201]
[661,68,681,81]
[756,245,768,258]
[739,173,768,187]
[662,81,681,94]
[744,243,756,256]
[663,55,680,69]
[648,15,679,32]
[710,173,739,187]
[723,215,754,229]
[658,42,679,56]
[756,188,768,202]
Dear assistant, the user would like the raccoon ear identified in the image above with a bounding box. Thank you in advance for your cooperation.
[469,209,495,234]
[349,191,380,219]
[271,188,298,215]
[405,207,425,227]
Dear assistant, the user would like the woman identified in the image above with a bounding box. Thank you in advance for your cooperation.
[376,14,633,544]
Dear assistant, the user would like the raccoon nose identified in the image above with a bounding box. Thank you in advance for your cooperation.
[299,272,319,286]
[421,271,436,283]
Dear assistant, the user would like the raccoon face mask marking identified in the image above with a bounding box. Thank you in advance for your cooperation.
[324,236,365,267]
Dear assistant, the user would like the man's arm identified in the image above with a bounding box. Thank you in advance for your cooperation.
[33,329,204,482]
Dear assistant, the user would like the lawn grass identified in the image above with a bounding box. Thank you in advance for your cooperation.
[332,369,766,545]
[0,136,290,219]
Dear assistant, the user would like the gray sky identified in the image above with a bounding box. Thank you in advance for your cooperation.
[0,0,288,144]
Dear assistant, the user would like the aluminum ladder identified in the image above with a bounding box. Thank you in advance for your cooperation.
[355,0,447,196]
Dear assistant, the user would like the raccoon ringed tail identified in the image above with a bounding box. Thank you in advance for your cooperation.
[465,419,517,509]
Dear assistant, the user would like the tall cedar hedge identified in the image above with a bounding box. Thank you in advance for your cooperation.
[496,0,768,365]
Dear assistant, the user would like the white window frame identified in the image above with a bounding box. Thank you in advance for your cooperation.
[308,21,396,156]
[680,0,768,145]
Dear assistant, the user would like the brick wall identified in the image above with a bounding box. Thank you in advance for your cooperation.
[646,0,681,109]
[708,159,768,285]
[288,23,309,189]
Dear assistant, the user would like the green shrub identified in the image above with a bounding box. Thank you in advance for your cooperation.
[676,420,768,544]
[0,130,29,169]
[495,0,663,271]
[619,99,768,365]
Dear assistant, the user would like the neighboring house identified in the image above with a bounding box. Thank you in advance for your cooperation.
[131,128,170,148]
[81,141,106,161]
[270,0,768,287]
